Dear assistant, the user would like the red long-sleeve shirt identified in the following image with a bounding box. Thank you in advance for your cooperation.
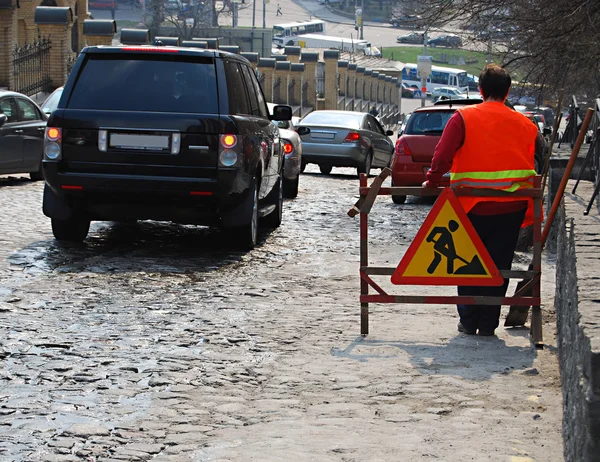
[425,111,528,216]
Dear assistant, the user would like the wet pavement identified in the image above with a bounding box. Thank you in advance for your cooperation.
[0,167,562,461]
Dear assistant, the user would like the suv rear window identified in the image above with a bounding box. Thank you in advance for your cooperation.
[67,54,219,114]
[405,110,455,135]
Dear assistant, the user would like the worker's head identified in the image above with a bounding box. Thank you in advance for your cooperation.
[478,64,511,102]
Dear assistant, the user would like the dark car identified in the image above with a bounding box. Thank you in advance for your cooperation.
[396,32,425,44]
[427,34,462,48]
[0,90,47,180]
[297,110,395,177]
[42,46,291,249]
[390,14,425,28]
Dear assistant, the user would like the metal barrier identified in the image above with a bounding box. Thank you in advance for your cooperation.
[348,169,544,347]
[12,38,52,96]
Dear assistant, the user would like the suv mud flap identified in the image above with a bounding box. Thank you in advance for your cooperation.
[220,178,256,228]
[43,184,73,221]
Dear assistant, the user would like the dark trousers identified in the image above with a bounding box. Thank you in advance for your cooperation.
[457,208,526,333]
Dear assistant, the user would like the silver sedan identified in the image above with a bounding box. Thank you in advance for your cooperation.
[297,110,395,176]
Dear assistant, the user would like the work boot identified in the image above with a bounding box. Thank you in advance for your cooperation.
[457,322,476,335]
[478,329,496,337]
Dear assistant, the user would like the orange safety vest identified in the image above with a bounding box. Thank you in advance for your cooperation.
[450,102,539,227]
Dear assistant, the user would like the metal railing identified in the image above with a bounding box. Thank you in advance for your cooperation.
[12,38,52,96]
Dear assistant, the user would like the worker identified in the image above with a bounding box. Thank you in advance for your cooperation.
[423,63,538,337]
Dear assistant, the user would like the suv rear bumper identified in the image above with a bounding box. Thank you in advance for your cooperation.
[43,162,253,226]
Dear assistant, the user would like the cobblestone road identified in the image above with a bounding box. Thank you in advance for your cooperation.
[0,167,562,461]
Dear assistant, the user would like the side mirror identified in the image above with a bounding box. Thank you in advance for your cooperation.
[0,114,6,127]
[385,130,394,136]
[270,104,292,121]
[296,126,310,136]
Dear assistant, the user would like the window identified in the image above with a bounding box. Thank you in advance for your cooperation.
[406,110,455,135]
[240,65,263,117]
[67,54,219,114]
[224,61,250,115]
[16,98,40,121]
[315,23,324,32]
[372,116,386,135]
[0,98,17,123]
[248,68,269,118]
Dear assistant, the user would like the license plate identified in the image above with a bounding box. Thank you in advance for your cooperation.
[311,132,335,140]
[110,133,170,151]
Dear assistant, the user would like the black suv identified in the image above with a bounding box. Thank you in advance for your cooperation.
[43,46,292,249]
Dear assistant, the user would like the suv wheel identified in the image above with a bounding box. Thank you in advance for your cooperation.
[51,216,90,242]
[262,174,283,228]
[236,179,259,250]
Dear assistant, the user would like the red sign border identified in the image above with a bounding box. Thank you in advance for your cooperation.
[391,188,504,286]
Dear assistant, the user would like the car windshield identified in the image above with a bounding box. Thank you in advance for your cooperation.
[405,110,455,135]
[66,54,219,114]
[300,111,363,129]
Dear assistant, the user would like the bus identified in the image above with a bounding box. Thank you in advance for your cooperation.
[401,63,469,93]
[297,34,371,53]
[272,20,326,48]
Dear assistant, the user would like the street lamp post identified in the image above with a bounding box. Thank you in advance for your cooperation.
[263,0,266,29]
[360,0,364,40]
[420,29,428,107]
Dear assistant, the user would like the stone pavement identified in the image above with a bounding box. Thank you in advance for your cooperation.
[0,168,563,461]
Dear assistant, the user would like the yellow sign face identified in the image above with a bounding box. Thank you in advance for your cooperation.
[391,188,503,286]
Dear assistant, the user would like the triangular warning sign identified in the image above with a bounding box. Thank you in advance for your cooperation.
[391,188,503,286]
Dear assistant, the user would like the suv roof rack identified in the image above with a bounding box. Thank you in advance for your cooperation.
[433,98,483,106]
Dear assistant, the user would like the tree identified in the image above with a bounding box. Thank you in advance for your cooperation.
[397,0,600,100]
[144,0,214,40]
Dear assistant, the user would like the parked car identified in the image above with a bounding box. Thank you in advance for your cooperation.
[391,98,543,204]
[401,82,421,98]
[431,87,467,100]
[0,90,47,181]
[42,46,291,249]
[396,32,424,44]
[41,86,64,116]
[297,110,395,177]
[89,0,118,9]
[390,14,425,29]
[267,103,307,198]
[427,34,462,48]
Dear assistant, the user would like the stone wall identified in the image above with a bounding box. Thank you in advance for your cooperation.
[555,179,600,462]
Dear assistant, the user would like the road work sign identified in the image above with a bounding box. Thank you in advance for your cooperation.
[391,188,503,286]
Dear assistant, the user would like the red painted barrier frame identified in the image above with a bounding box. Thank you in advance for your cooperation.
[351,168,543,347]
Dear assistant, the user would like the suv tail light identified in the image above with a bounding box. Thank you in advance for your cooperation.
[44,127,62,160]
[344,131,360,142]
[219,134,241,167]
[395,138,412,156]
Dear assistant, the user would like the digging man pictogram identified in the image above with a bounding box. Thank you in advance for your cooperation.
[426,220,487,275]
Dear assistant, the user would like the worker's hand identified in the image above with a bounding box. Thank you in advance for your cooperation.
[422,180,436,188]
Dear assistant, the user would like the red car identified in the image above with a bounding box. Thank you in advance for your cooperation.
[89,0,118,9]
[391,99,481,204]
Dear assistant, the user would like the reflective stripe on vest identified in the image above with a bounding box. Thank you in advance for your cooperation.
[449,169,537,191]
